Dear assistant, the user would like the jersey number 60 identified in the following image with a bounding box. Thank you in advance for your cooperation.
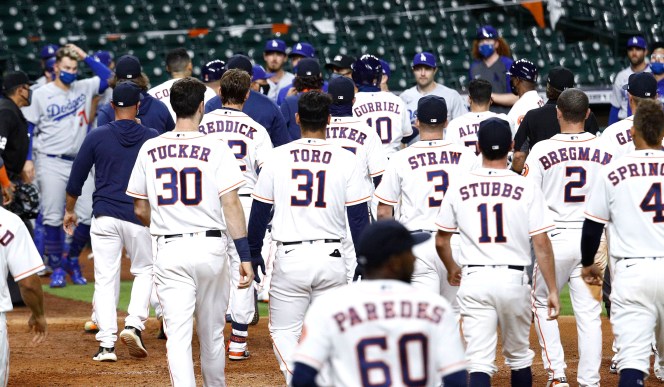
[356,334,428,387]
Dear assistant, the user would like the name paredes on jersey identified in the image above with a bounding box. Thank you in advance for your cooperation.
[198,119,258,139]
[332,300,445,332]
[353,101,402,116]
[608,161,664,186]
[46,94,86,121]
[147,144,211,162]
[538,146,613,170]
[409,150,462,170]
[326,126,367,145]
[290,148,332,163]
[460,182,524,201]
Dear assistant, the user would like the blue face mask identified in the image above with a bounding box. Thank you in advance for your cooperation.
[59,70,77,85]
[479,43,495,58]
[652,62,664,75]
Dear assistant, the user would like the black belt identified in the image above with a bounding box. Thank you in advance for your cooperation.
[410,229,436,233]
[624,257,662,260]
[45,153,76,161]
[282,239,341,246]
[164,230,222,239]
[239,193,252,197]
[467,264,525,271]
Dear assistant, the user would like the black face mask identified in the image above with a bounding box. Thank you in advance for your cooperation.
[259,84,270,95]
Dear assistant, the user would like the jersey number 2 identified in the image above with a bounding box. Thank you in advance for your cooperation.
[478,203,507,243]
[357,334,428,387]
[156,167,202,206]
[564,166,586,202]
[640,183,664,222]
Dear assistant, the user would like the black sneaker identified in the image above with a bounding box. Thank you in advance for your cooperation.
[93,346,117,362]
[120,326,148,358]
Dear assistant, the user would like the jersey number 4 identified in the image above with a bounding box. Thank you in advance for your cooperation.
[640,182,664,222]
[357,334,428,387]
[291,169,327,207]
[156,167,202,206]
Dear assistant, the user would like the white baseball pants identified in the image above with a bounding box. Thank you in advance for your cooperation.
[226,195,255,325]
[411,232,460,313]
[0,313,7,387]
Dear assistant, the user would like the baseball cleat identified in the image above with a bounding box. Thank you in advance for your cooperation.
[84,321,99,333]
[120,326,148,358]
[49,267,66,288]
[655,366,664,382]
[92,346,117,362]
[65,258,87,285]
[250,289,260,326]
[609,360,618,374]
[546,377,569,387]
[228,348,250,361]
[157,317,167,340]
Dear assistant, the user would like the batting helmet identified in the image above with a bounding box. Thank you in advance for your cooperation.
[7,183,40,219]
[351,55,383,88]
[201,59,226,83]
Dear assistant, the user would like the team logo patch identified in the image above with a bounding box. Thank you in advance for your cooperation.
[272,40,278,47]
[420,53,426,61]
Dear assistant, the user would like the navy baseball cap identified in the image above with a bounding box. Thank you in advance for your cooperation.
[476,25,499,39]
[328,76,355,105]
[115,55,142,80]
[112,82,143,107]
[289,42,315,58]
[547,66,574,91]
[417,95,447,125]
[92,50,113,67]
[507,59,538,82]
[45,57,56,72]
[226,55,254,76]
[477,117,512,158]
[325,54,355,70]
[40,44,59,60]
[622,72,657,98]
[252,65,274,81]
[379,59,391,77]
[412,52,436,68]
[2,71,34,92]
[296,58,321,77]
[264,39,287,54]
[201,59,226,82]
[627,36,647,50]
[357,220,430,269]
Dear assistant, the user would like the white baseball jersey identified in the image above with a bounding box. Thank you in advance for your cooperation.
[585,149,664,258]
[252,138,371,242]
[326,116,387,189]
[445,111,514,154]
[293,280,467,387]
[267,72,294,103]
[148,79,217,122]
[597,116,634,160]
[375,139,475,231]
[610,65,651,120]
[199,108,273,192]
[436,168,555,266]
[0,207,45,312]
[507,90,544,129]
[352,91,412,156]
[400,83,468,124]
[23,78,100,155]
[126,131,245,236]
[524,132,613,224]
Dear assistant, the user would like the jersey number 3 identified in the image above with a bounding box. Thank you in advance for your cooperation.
[156,167,202,206]
[357,334,428,387]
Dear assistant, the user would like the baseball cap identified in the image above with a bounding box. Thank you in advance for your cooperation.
[507,59,538,82]
[627,36,647,50]
[476,25,499,39]
[112,82,143,107]
[417,95,447,125]
[622,72,657,98]
[252,65,274,81]
[357,220,430,269]
[115,55,142,80]
[226,55,254,76]
[289,42,315,58]
[477,117,512,158]
[412,52,436,68]
[328,76,355,105]
[379,59,391,77]
[40,44,59,60]
[547,66,574,91]
[325,54,355,70]
[201,59,226,82]
[296,58,321,77]
[92,50,113,67]
[264,39,287,54]
[2,71,34,92]
[45,57,56,72]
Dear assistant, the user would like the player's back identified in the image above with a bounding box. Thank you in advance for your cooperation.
[508,90,544,127]
[352,91,412,155]
[147,79,176,121]
[525,132,613,223]
[294,280,464,387]
[446,111,511,154]
[597,116,635,159]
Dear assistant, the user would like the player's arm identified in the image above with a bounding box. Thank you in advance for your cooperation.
[347,202,369,249]
[221,189,255,287]
[291,363,319,387]
[511,117,530,173]
[580,219,604,285]
[17,273,47,343]
[435,230,461,286]
[376,202,394,219]
[67,43,112,93]
[490,92,518,107]
[133,198,151,227]
[64,135,96,234]
[532,232,559,319]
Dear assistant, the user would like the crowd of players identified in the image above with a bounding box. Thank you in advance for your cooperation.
[1,23,664,387]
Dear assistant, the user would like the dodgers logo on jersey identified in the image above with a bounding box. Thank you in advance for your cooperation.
[46,94,87,121]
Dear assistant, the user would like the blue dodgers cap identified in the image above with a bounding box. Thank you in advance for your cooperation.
[115,55,142,79]
[627,36,647,49]
[289,42,315,58]
[507,59,538,82]
[379,58,391,77]
[357,220,430,269]
[201,59,226,82]
[477,117,512,158]
[417,95,447,125]
[92,50,113,67]
[622,72,657,98]
[252,65,274,81]
[328,76,355,105]
[112,82,143,107]
[412,52,436,68]
[476,25,499,39]
[40,44,59,60]
[264,38,287,54]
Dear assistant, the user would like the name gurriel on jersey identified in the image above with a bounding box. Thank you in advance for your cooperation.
[198,119,259,139]
[608,161,664,186]
[408,150,462,170]
[353,101,402,116]
[326,126,367,145]
[147,144,211,163]
[538,146,613,170]
[332,300,445,332]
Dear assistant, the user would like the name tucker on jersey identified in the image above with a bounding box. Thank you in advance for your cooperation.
[538,146,613,170]
[408,150,462,170]
[147,144,211,162]
[198,119,258,138]
[332,300,445,332]
[353,101,402,116]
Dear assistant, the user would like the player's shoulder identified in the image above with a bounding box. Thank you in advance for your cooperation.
[399,86,419,101]
[602,116,633,135]
[0,207,24,230]
[435,83,462,98]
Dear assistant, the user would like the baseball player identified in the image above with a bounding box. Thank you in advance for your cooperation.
[199,68,273,360]
[31,43,59,90]
[22,44,112,288]
[291,220,468,387]
[127,77,254,386]
[375,95,474,303]
[581,98,664,386]
[351,55,412,156]
[506,59,544,128]
[275,42,319,106]
[201,59,225,104]
[148,48,216,121]
[609,36,650,125]
[0,206,48,386]
[248,91,371,384]
[446,79,513,154]
[251,64,273,95]
[65,83,158,362]
[281,58,325,140]
[263,39,294,102]
[524,89,609,386]
[436,117,560,385]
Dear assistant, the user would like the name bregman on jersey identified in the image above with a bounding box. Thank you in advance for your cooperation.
[409,150,462,170]
[538,146,613,170]
[147,144,211,162]
[326,126,367,145]
[353,101,402,116]
[608,161,664,186]
[332,300,445,332]
[198,119,258,139]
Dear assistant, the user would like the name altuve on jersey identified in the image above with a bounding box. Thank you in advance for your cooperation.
[198,119,259,139]
[609,161,664,186]
[333,300,445,333]
[538,146,613,170]
[409,150,463,170]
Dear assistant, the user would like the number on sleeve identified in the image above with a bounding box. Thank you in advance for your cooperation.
[290,169,327,208]
[367,116,393,144]
[564,166,586,202]
[227,140,248,171]
[155,167,203,206]
[478,203,507,243]
[426,170,449,207]
[640,183,664,223]
[356,334,429,387]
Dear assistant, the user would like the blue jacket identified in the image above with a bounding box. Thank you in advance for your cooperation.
[97,91,174,134]
[280,94,302,141]
[276,80,329,106]
[66,120,159,225]
[205,90,292,146]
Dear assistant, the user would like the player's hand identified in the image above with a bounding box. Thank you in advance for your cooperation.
[28,314,47,344]
[65,43,87,60]
[581,265,603,286]
[446,263,462,286]
[239,262,255,289]
[62,210,78,236]
[21,160,35,183]
[286,87,297,97]
[2,183,14,206]
[546,291,560,320]
[251,255,266,283]
[353,265,364,282]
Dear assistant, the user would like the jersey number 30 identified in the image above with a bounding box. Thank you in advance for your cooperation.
[156,167,202,206]
[357,334,428,387]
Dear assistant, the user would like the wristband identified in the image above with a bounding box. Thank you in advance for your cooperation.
[0,166,11,188]
[233,237,251,263]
